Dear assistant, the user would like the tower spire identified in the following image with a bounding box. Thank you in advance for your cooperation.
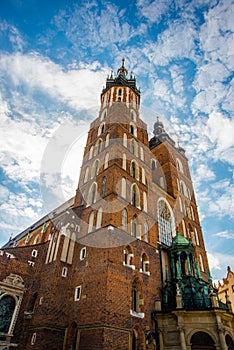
[117,57,128,77]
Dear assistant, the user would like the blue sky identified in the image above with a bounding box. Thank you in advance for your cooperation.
[0,0,233,282]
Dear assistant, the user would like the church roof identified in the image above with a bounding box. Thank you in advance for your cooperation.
[101,58,140,96]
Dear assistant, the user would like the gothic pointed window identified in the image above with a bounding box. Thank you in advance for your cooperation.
[131,280,143,315]
[96,207,102,229]
[144,222,149,242]
[131,184,140,208]
[143,192,147,212]
[105,133,110,147]
[122,153,126,170]
[123,133,127,147]
[121,178,126,198]
[84,167,89,183]
[158,200,174,246]
[89,146,94,160]
[104,153,109,169]
[130,160,139,180]
[91,159,100,178]
[88,182,97,205]
[88,212,94,233]
[141,253,149,274]
[97,139,102,154]
[101,177,106,197]
[131,216,137,237]
[122,209,128,230]
[142,167,146,184]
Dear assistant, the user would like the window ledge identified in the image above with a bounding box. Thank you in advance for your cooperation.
[130,310,145,318]
[123,262,135,270]
[139,269,150,276]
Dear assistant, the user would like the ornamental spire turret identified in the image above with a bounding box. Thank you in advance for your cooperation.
[117,57,128,77]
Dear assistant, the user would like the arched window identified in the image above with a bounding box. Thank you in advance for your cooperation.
[84,167,89,183]
[131,280,143,315]
[98,123,105,136]
[130,160,139,180]
[0,295,16,333]
[159,176,165,189]
[130,123,137,137]
[191,206,195,221]
[131,184,140,208]
[89,146,94,160]
[141,253,150,274]
[121,178,127,198]
[194,227,200,245]
[130,110,136,122]
[199,254,204,272]
[122,153,126,170]
[105,133,110,147]
[101,177,106,197]
[226,335,234,350]
[96,139,103,154]
[144,222,149,242]
[104,153,109,169]
[91,159,100,178]
[124,245,134,266]
[130,139,138,156]
[123,133,127,147]
[88,212,94,233]
[122,209,128,230]
[143,192,147,212]
[132,329,138,350]
[158,200,174,246]
[182,219,187,237]
[176,158,184,173]
[180,180,187,196]
[142,167,146,184]
[28,292,38,313]
[88,182,97,205]
[151,159,157,170]
[140,147,144,161]
[179,197,183,212]
[96,207,102,229]
[185,202,191,219]
[131,217,137,237]
[101,109,107,120]
[191,332,215,350]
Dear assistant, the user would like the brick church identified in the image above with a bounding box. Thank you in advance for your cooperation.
[0,59,234,350]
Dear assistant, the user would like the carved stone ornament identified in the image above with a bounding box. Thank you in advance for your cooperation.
[3,274,25,289]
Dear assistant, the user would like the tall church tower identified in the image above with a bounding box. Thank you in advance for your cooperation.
[1,60,233,350]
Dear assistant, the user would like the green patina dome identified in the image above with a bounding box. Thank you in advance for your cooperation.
[172,231,190,246]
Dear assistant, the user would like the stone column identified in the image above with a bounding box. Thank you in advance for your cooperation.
[178,327,187,350]
[218,327,228,350]
[158,328,164,350]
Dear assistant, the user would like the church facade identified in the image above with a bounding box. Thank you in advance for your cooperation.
[0,60,234,350]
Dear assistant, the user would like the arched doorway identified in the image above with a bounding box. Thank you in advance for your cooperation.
[191,332,216,350]
[226,335,234,350]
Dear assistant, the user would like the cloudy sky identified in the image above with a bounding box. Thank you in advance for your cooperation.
[0,0,233,282]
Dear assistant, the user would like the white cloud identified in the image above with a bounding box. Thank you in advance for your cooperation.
[136,0,172,23]
[0,21,25,51]
[52,2,145,52]
[214,230,234,239]
[0,52,107,111]
[143,20,197,66]
[206,111,234,155]
[207,251,234,281]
